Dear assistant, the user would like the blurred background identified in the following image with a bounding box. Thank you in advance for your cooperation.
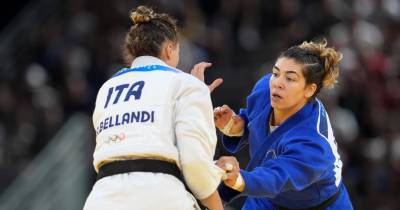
[0,0,399,209]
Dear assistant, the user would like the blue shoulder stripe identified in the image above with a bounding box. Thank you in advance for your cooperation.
[317,100,329,140]
[112,65,179,78]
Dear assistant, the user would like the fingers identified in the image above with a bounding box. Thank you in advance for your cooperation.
[216,156,238,170]
[214,105,233,120]
[191,62,212,82]
[208,78,223,93]
[214,104,234,129]
[216,156,240,183]
[214,105,232,115]
[221,105,232,113]
[193,62,212,73]
[221,163,233,180]
[190,62,223,92]
[224,163,234,171]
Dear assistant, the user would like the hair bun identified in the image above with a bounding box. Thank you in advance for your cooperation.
[130,6,154,24]
[299,39,343,89]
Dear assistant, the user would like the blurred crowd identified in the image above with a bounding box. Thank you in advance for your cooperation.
[0,0,399,209]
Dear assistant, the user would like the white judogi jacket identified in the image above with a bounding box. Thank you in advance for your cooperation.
[92,56,223,199]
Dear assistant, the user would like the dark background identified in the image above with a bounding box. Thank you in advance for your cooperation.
[1,0,400,209]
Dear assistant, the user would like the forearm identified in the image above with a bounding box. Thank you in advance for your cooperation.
[199,190,224,210]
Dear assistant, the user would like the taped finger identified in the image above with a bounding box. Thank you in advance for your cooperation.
[214,107,222,113]
[225,163,234,171]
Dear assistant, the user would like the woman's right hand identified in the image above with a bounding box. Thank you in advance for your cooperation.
[214,104,245,135]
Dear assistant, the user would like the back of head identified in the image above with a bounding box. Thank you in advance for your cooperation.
[280,39,343,97]
[122,6,178,65]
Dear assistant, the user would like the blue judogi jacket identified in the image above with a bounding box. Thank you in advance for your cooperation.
[219,74,353,209]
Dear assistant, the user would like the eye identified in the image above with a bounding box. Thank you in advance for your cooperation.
[286,77,295,82]
[272,72,278,77]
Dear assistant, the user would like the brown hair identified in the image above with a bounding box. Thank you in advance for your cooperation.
[279,39,343,98]
[122,6,178,65]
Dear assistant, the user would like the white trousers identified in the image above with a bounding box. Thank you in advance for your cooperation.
[83,172,199,210]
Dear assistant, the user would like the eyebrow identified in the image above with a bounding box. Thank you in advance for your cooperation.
[273,66,299,76]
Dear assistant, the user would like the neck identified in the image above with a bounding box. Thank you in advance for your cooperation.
[272,101,308,126]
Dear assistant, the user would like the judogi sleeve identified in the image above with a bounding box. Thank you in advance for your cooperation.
[241,130,332,198]
[174,75,223,199]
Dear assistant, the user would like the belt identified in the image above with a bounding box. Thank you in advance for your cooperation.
[277,188,341,210]
[97,159,182,181]
[97,159,208,210]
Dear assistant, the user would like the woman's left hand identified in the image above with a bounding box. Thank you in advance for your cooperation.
[191,62,223,92]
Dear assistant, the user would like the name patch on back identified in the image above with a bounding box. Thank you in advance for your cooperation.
[96,110,154,135]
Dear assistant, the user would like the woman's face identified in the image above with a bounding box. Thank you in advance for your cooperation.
[269,57,316,113]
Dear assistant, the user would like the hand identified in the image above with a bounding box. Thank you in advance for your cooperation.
[216,156,240,187]
[214,105,245,134]
[191,62,223,92]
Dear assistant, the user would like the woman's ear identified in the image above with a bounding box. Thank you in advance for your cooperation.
[167,42,175,59]
[159,41,179,67]
[160,42,174,61]
[305,83,317,98]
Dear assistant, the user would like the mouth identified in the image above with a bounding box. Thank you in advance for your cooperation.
[271,92,283,101]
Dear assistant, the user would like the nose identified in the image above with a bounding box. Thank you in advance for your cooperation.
[272,75,284,89]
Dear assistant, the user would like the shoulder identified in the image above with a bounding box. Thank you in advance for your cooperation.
[282,116,332,152]
[280,125,332,157]
[245,73,272,111]
[309,99,332,141]
[284,125,321,141]
[253,73,272,92]
[176,70,209,90]
[170,70,210,99]
[248,73,272,100]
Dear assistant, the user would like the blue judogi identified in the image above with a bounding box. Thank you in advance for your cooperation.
[219,74,353,209]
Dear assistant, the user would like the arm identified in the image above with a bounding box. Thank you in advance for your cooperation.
[190,61,245,136]
[174,76,224,206]
[241,136,332,198]
[199,191,224,210]
[214,156,246,203]
[190,61,252,153]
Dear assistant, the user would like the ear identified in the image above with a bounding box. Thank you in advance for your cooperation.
[159,42,172,61]
[165,42,175,60]
[305,83,317,98]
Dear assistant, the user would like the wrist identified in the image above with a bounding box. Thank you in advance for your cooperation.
[228,173,245,192]
[219,115,244,137]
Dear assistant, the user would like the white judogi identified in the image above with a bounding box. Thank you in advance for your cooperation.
[84,56,223,210]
